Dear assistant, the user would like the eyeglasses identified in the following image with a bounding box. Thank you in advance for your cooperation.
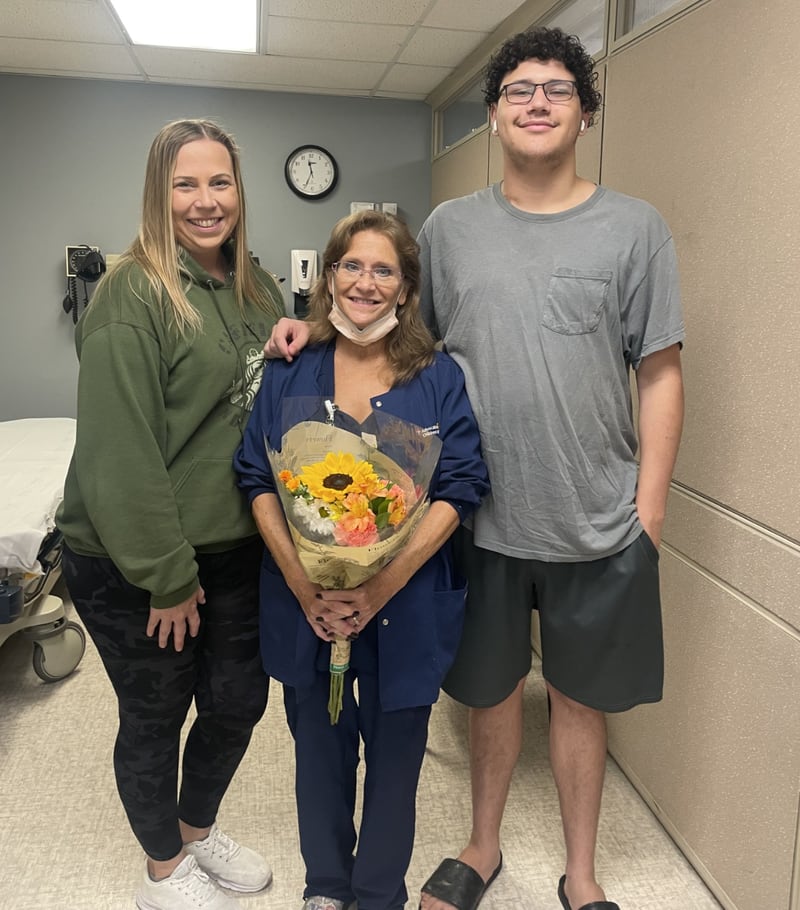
[500,80,577,104]
[332,261,402,284]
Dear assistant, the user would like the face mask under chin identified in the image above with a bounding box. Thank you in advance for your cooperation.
[327,290,401,347]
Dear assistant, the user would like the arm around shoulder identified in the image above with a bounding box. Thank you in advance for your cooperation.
[263,316,310,361]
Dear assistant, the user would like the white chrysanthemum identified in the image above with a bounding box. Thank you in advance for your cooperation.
[291,498,335,539]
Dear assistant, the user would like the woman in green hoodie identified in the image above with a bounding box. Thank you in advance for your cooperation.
[57,120,285,910]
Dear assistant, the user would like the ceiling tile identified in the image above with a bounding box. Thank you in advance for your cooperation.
[266,17,406,63]
[373,92,424,101]
[0,36,139,74]
[267,0,430,25]
[379,63,451,95]
[424,0,529,32]
[132,46,264,80]
[399,27,487,67]
[134,45,386,92]
[0,0,124,42]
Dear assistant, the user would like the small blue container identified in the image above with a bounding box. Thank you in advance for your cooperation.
[0,581,23,623]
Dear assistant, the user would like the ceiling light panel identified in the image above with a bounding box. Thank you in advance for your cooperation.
[109,0,258,52]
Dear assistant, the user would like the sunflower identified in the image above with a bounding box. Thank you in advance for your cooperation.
[298,452,379,503]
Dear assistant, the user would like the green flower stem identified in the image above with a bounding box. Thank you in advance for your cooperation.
[328,637,351,725]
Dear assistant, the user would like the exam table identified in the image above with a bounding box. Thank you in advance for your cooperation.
[0,418,85,681]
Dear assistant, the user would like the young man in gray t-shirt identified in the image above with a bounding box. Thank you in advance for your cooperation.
[417,26,684,910]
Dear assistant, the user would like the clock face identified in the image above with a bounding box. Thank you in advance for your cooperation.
[285,145,338,199]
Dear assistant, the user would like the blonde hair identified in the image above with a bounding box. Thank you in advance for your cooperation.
[102,119,282,334]
[305,210,435,384]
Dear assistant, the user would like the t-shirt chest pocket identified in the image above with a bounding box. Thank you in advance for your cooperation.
[541,268,613,335]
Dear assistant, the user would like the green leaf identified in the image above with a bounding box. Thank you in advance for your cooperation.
[375,512,390,531]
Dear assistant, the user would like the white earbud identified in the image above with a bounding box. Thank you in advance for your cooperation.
[491,120,498,134]
[580,120,586,133]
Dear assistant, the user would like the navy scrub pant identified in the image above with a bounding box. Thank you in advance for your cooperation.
[283,626,431,910]
[62,538,269,860]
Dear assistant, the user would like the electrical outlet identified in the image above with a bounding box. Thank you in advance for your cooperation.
[65,245,100,278]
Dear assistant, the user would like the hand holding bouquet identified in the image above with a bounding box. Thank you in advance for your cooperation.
[267,401,441,722]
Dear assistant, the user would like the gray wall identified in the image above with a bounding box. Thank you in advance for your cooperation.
[0,74,431,420]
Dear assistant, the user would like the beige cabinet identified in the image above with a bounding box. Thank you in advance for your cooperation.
[430,129,490,209]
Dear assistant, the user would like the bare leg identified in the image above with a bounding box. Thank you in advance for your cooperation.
[146,821,212,880]
[548,682,608,908]
[420,677,525,910]
[147,850,187,880]
[180,821,212,843]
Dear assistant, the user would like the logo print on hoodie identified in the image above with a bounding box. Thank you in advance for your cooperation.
[229,346,265,412]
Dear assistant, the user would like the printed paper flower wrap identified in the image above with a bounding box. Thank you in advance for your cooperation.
[267,399,442,723]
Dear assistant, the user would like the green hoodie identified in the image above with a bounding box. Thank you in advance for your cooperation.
[57,251,285,609]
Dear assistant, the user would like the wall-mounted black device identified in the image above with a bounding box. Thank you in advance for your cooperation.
[65,245,105,280]
[62,244,106,323]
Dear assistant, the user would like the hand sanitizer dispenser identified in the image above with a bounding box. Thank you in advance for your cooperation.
[291,249,318,318]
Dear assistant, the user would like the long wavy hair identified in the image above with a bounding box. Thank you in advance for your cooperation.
[102,119,282,334]
[305,210,436,385]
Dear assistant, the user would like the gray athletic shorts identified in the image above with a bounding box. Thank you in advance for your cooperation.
[442,526,664,712]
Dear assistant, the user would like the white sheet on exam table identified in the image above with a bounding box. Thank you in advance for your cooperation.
[0,418,76,574]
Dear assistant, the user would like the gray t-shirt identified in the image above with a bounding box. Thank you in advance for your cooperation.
[418,183,685,561]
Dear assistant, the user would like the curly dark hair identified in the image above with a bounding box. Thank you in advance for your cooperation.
[483,26,602,125]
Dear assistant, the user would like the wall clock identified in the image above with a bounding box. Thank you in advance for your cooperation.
[284,145,338,200]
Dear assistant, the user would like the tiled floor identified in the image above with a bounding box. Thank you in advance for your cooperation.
[0,582,723,909]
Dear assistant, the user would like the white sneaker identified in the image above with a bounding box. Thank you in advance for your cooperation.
[136,855,237,910]
[184,823,272,892]
[302,898,346,910]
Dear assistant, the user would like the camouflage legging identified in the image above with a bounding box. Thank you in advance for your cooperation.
[62,538,269,860]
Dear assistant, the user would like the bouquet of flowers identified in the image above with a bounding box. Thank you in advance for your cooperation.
[267,398,442,722]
